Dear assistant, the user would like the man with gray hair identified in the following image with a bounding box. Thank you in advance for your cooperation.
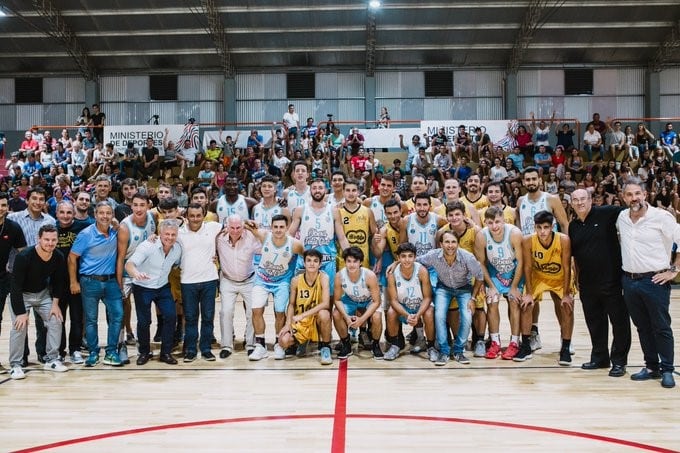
[125,219,182,365]
[216,214,261,358]
[617,177,680,389]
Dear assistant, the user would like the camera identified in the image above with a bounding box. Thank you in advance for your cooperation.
[187,117,196,124]
[327,113,334,118]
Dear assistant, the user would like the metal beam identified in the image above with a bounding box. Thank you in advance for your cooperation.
[365,8,377,76]
[31,0,97,81]
[198,0,236,78]
[649,20,680,72]
[506,0,551,74]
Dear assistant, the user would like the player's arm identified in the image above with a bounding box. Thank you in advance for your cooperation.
[416,264,433,315]
[372,225,387,257]
[435,214,449,229]
[281,276,299,335]
[354,271,381,327]
[508,228,524,301]
[521,235,535,309]
[332,207,351,251]
[292,239,305,257]
[116,223,130,289]
[559,233,574,311]
[287,206,302,236]
[468,207,482,227]
[386,272,406,316]
[244,220,267,243]
[514,196,524,229]
[367,209,377,237]
[398,217,409,244]
[549,194,569,234]
[473,230,495,294]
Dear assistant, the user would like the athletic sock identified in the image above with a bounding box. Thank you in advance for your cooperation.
[255,336,265,347]
[426,340,435,348]
[490,333,500,344]
[561,338,571,350]
[415,327,424,338]
[510,335,519,344]
[531,324,539,334]
[319,342,330,350]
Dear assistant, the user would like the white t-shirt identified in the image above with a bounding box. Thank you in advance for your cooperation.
[177,221,222,284]
[282,112,299,130]
[583,130,601,146]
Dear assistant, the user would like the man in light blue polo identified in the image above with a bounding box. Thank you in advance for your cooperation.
[68,201,124,367]
[125,219,182,365]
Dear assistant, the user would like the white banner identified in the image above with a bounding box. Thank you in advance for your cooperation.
[420,120,515,149]
[104,124,189,155]
[202,129,273,149]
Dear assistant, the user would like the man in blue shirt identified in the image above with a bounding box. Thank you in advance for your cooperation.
[68,201,124,367]
[660,122,679,159]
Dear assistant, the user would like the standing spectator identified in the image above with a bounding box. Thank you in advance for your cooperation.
[377,106,390,129]
[282,104,300,138]
[90,103,106,144]
[399,134,424,173]
[616,178,680,389]
[531,111,555,152]
[75,106,91,135]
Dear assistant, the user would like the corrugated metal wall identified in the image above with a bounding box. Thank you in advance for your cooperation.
[518,68,645,121]
[660,68,680,117]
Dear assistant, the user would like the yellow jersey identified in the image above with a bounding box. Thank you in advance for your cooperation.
[292,273,323,343]
[339,204,371,268]
[529,232,567,299]
[434,198,476,220]
[438,224,477,254]
[385,222,401,259]
[464,194,489,211]
[479,204,516,225]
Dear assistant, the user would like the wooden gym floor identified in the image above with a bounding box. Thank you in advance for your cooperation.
[1,291,679,453]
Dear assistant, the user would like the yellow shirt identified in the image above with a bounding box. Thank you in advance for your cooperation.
[464,194,489,211]
[438,224,477,253]
[479,205,516,225]
[529,232,567,299]
[338,204,371,268]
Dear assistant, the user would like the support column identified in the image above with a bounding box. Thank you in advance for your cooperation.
[645,70,661,133]
[84,80,99,107]
[504,72,518,120]
[224,77,236,125]
[365,76,376,126]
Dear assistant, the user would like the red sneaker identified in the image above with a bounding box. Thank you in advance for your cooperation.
[502,341,519,360]
[485,341,501,359]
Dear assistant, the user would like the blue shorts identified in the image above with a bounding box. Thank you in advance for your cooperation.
[340,294,370,316]
[252,279,290,312]
[398,304,419,324]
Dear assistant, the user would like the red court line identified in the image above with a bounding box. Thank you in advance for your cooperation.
[331,359,349,453]
[13,413,679,453]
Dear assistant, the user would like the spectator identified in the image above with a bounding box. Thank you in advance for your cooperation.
[282,104,300,138]
[660,122,679,159]
[344,127,365,157]
[377,106,390,129]
[90,104,106,144]
[531,111,555,151]
[555,122,576,151]
[75,107,91,135]
[583,123,604,162]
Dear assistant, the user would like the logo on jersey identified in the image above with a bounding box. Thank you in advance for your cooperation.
[346,230,367,244]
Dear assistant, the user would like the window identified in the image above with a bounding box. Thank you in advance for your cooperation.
[150,75,178,101]
[425,71,453,97]
[564,69,593,95]
[287,73,315,99]
[15,77,43,103]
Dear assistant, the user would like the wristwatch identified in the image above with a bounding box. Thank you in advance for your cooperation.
[669,265,678,273]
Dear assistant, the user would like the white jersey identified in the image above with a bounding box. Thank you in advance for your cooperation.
[340,268,372,302]
[406,213,439,256]
[256,233,295,284]
[121,212,156,277]
[518,192,551,236]
[216,194,250,223]
[327,194,344,208]
[394,262,424,311]
[299,204,337,260]
[483,224,517,274]
[286,186,311,210]
[369,196,388,230]
[252,201,283,231]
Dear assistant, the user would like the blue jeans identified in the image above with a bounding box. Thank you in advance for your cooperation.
[434,284,472,355]
[81,277,123,356]
[133,284,177,356]
[181,280,218,355]
[622,275,674,373]
[583,144,604,161]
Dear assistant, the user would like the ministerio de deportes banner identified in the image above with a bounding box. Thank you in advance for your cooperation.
[103,124,192,155]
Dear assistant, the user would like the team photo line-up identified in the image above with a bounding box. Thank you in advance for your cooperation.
[1,153,677,389]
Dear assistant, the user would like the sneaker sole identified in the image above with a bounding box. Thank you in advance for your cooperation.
[558,360,572,366]
[434,361,447,366]
[338,352,353,360]
[513,355,533,362]
[102,361,123,367]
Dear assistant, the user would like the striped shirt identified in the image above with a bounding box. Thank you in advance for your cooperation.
[416,248,483,289]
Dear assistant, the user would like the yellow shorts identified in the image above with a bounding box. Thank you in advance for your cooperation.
[293,316,319,344]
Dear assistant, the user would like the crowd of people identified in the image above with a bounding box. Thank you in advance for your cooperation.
[1,105,677,390]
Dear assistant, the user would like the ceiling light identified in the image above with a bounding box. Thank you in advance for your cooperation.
[369,1,381,9]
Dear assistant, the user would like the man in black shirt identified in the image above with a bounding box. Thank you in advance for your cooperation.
[140,137,160,181]
[8,224,66,380]
[0,192,28,367]
[90,103,106,144]
[569,189,631,377]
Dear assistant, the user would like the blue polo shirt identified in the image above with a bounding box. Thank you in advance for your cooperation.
[70,223,118,276]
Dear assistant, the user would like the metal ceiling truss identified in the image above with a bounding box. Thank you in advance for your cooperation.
[198,0,236,78]
[31,0,97,80]
[365,7,377,76]
[649,20,680,72]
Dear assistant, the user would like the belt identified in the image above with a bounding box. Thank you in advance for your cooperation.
[81,274,117,281]
[223,271,255,283]
[623,270,666,280]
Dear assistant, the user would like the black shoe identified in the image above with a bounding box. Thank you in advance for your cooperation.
[608,365,626,377]
[558,348,571,366]
[37,355,46,364]
[661,371,676,388]
[397,330,406,350]
[160,353,178,365]
[407,328,418,346]
[372,342,384,360]
[581,361,610,370]
[246,348,254,356]
[338,341,353,359]
[512,342,533,362]
[630,368,662,381]
[136,353,152,366]
[20,358,29,368]
[183,352,197,363]
[203,351,216,361]
[219,349,232,359]
[284,345,296,358]
[335,342,343,352]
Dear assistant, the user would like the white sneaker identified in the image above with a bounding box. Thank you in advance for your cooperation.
[569,342,575,355]
[530,331,542,351]
[273,343,285,360]
[384,344,400,361]
[10,366,26,380]
[70,351,84,364]
[248,344,269,361]
[427,347,439,362]
[44,359,68,373]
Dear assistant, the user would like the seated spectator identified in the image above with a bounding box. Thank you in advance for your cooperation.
[23,153,42,177]
[583,123,604,161]
[19,131,38,153]
[551,145,566,179]
[660,122,679,159]
[555,122,575,151]
[533,145,552,176]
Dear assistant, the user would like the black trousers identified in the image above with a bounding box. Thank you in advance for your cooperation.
[580,283,631,366]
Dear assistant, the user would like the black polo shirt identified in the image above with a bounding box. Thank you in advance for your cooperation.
[0,218,27,278]
[568,205,624,288]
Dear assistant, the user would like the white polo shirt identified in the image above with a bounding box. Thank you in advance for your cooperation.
[616,206,680,273]
[177,221,222,284]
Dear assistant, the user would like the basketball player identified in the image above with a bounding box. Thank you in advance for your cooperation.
[479,181,516,225]
[462,173,489,210]
[402,174,442,215]
[278,249,333,365]
[252,175,290,230]
[434,178,481,226]
[216,174,257,223]
[364,174,399,230]
[338,178,377,269]
[327,171,346,208]
[284,161,312,209]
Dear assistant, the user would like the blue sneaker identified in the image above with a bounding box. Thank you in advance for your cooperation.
[85,352,99,367]
[296,342,308,358]
[103,352,123,367]
[319,347,332,365]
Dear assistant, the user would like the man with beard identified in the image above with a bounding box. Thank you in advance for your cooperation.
[516,166,569,352]
[289,178,350,295]
[399,193,447,258]
[569,189,630,378]
[216,174,257,223]
[73,191,95,229]
[364,174,399,230]
[462,173,489,211]
[434,178,481,226]
[337,179,377,270]
[479,182,515,225]
[616,178,680,389]
[401,174,442,215]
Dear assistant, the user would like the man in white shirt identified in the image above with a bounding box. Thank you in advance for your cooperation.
[282,104,300,138]
[616,177,680,389]
[583,124,604,162]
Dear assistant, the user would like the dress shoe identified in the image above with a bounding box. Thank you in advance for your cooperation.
[136,353,152,366]
[608,365,626,377]
[581,361,609,370]
[219,349,232,359]
[630,368,662,381]
[661,372,676,388]
[160,354,178,365]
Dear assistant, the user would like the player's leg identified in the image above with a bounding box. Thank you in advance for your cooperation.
[249,284,270,361]
[502,295,521,360]
[383,307,401,360]
[218,276,236,358]
[485,291,501,359]
[552,291,573,366]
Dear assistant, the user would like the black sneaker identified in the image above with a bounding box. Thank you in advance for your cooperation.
[219,349,232,359]
[372,342,384,360]
[334,342,343,352]
[338,341,353,359]
[513,342,533,362]
[183,352,197,363]
[284,345,296,358]
[558,348,572,366]
[203,351,216,361]
[407,328,418,346]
